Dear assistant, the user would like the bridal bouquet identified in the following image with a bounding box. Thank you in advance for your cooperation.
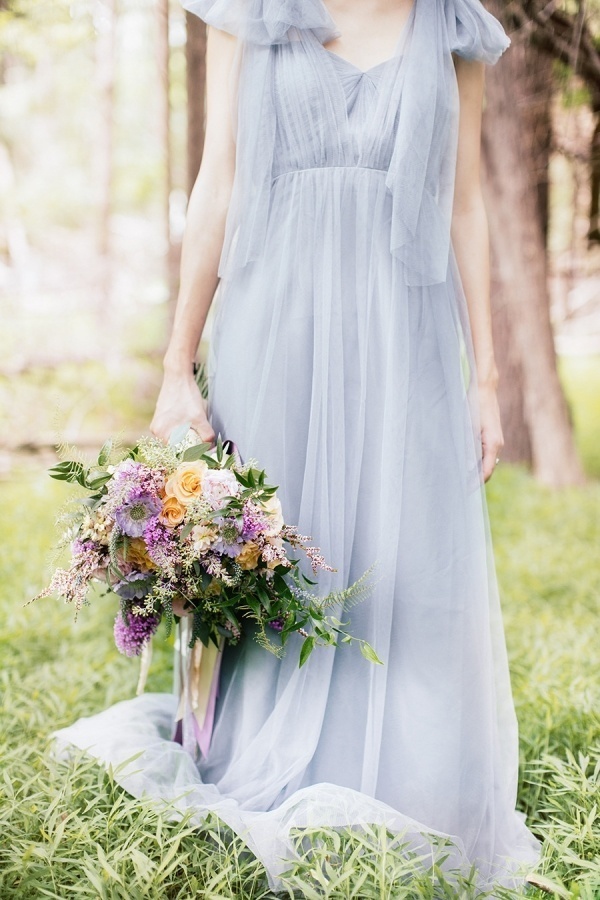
[31,432,378,670]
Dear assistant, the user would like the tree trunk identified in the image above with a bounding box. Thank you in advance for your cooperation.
[186,12,207,196]
[481,1,585,487]
[589,114,600,242]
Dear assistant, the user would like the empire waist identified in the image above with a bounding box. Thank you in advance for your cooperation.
[271,165,390,184]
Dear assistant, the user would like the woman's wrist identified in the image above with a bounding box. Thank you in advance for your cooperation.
[476,360,499,392]
[163,349,196,378]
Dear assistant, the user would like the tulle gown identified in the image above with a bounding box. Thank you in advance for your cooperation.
[52,0,542,892]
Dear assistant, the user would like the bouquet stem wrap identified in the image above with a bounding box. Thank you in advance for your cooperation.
[172,618,224,759]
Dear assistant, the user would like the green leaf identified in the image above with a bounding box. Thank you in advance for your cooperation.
[522,875,570,898]
[299,636,315,668]
[257,584,271,612]
[49,460,87,485]
[182,442,213,461]
[86,474,112,490]
[97,439,113,466]
[360,642,384,665]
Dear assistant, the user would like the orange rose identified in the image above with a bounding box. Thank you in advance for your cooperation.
[159,494,186,527]
[165,460,209,505]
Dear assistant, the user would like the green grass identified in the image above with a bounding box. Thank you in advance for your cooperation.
[560,355,600,480]
[1,360,599,898]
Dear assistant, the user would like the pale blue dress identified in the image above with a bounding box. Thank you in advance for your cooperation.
[52,0,543,892]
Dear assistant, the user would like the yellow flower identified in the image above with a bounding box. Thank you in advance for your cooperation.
[237,541,261,570]
[160,494,186,527]
[122,537,156,572]
[165,460,209,506]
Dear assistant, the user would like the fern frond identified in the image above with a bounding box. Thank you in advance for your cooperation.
[316,563,380,611]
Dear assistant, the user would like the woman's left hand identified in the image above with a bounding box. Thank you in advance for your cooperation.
[479,384,504,482]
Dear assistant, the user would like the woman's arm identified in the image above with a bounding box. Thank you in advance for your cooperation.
[451,55,504,482]
[150,25,238,444]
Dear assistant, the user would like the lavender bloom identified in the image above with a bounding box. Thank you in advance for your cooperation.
[71,537,96,557]
[111,459,144,482]
[241,501,268,541]
[113,572,152,600]
[212,515,244,558]
[115,492,161,538]
[144,517,180,573]
[269,617,285,632]
[114,608,160,657]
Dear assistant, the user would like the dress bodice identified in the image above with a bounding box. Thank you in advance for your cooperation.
[271,41,403,179]
[182,0,511,287]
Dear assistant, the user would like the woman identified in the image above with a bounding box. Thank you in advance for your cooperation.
[54,0,542,892]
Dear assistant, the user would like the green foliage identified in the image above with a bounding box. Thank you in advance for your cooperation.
[553,60,592,109]
[560,356,600,480]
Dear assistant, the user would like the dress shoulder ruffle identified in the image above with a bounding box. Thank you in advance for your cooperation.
[180,0,339,45]
[445,0,510,64]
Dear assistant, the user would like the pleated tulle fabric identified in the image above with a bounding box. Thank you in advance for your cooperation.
[51,0,542,893]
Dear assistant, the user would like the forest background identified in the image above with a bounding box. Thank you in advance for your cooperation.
[0,0,599,897]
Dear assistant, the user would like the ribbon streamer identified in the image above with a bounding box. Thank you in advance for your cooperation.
[136,639,153,696]
[172,618,224,759]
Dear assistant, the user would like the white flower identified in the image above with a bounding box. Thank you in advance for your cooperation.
[191,524,217,555]
[261,495,284,536]
[202,469,240,507]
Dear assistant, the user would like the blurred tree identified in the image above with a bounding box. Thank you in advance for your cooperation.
[156,0,179,302]
[185,11,206,195]
[482,0,596,486]
[94,0,117,277]
[510,0,600,245]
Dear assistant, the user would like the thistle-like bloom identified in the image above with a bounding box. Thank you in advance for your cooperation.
[113,572,152,601]
[113,608,160,657]
[115,492,161,537]
[212,515,244,558]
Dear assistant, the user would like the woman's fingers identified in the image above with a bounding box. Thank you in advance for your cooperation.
[190,417,216,445]
[482,434,504,482]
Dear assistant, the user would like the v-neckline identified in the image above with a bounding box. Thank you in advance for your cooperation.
[323,47,393,77]
[319,0,416,75]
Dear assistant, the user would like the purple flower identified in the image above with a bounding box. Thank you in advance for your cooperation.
[115,492,161,538]
[113,572,152,600]
[212,515,244,558]
[144,518,180,571]
[114,608,160,657]
[241,501,268,541]
[71,537,95,557]
[269,617,285,632]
